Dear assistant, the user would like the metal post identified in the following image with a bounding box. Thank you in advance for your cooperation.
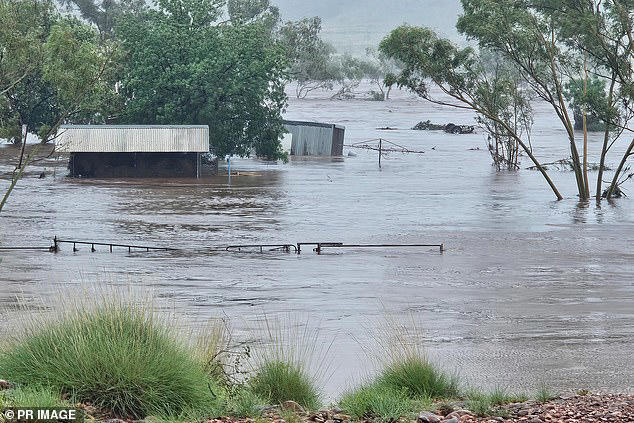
[379,139,382,169]
[196,153,201,179]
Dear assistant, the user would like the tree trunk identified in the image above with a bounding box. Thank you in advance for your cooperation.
[605,138,634,199]
[596,74,616,201]
[582,57,590,199]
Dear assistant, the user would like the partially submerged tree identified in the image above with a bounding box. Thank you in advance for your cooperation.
[379,25,563,200]
[364,48,400,101]
[0,0,119,212]
[457,0,587,199]
[279,17,339,98]
[116,0,289,159]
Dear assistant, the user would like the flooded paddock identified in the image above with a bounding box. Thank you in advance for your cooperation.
[1,84,634,397]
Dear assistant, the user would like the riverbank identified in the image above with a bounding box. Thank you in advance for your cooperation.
[0,296,631,423]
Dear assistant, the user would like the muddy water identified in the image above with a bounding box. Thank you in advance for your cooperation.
[1,83,634,397]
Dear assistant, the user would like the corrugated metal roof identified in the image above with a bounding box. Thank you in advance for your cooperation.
[56,125,209,153]
[283,120,346,130]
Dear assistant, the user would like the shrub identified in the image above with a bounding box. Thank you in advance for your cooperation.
[378,355,459,399]
[249,360,319,410]
[0,301,220,419]
[339,383,412,421]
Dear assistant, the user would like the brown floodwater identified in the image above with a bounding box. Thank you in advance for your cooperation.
[1,83,634,398]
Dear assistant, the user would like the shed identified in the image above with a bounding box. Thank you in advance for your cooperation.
[283,120,345,156]
[56,125,209,178]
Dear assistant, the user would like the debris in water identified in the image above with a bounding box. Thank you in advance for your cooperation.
[413,120,475,134]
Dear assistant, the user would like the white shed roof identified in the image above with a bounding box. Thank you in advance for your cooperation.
[56,125,209,153]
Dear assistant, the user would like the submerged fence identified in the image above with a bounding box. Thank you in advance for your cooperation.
[0,237,444,255]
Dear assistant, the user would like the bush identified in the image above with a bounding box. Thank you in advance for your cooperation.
[0,301,220,419]
[339,383,412,421]
[378,356,459,399]
[249,360,319,410]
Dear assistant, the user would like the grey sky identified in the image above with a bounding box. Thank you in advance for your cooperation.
[272,0,464,55]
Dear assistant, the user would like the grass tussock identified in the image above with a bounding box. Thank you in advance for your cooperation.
[378,355,459,399]
[465,387,529,417]
[339,383,416,421]
[248,317,328,411]
[0,387,70,409]
[0,296,221,419]
[366,314,459,400]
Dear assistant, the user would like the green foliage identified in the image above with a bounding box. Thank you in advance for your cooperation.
[377,355,459,399]
[0,387,70,409]
[249,360,319,410]
[0,0,119,143]
[116,0,288,159]
[564,77,612,131]
[0,301,220,419]
[58,0,146,36]
[464,388,528,417]
[225,388,265,418]
[339,383,413,422]
[535,385,555,403]
[279,17,340,98]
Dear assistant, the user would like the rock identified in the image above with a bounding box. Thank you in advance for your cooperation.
[0,380,12,390]
[282,400,305,414]
[442,418,459,423]
[417,411,442,423]
[347,151,357,157]
[518,408,531,416]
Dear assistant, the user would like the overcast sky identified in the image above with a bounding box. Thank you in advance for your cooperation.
[272,0,464,55]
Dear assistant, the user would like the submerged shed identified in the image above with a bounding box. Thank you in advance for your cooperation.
[56,125,209,178]
[283,120,345,156]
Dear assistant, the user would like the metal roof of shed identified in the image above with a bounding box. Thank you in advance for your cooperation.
[56,125,209,153]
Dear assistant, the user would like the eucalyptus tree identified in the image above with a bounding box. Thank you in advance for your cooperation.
[379,25,563,200]
[279,17,340,98]
[0,1,119,212]
[458,0,588,199]
[537,0,634,199]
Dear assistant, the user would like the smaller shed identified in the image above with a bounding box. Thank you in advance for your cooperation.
[56,125,209,178]
[283,120,345,156]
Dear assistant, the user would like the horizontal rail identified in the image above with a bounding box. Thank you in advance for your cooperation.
[311,242,444,253]
[0,246,55,251]
[53,237,178,252]
[225,244,298,253]
[2,238,445,256]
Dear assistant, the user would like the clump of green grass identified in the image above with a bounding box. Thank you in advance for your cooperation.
[0,386,70,409]
[464,388,528,417]
[225,388,265,418]
[535,385,555,403]
[249,360,319,410]
[248,317,328,411]
[339,383,413,421]
[377,355,459,399]
[0,298,221,419]
[362,314,459,401]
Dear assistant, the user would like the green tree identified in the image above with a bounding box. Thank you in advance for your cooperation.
[57,0,146,37]
[0,2,118,212]
[364,48,400,101]
[457,0,588,198]
[379,25,562,200]
[279,17,339,98]
[116,0,288,159]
